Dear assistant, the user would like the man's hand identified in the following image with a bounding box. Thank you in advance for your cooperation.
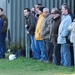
[26,31,29,34]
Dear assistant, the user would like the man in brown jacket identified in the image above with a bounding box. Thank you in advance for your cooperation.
[51,8,61,65]
[0,8,8,58]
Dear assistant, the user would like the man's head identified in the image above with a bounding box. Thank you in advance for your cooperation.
[0,8,3,16]
[38,7,45,14]
[51,8,60,19]
[37,4,42,8]
[35,4,42,13]
[35,4,39,13]
[61,3,70,15]
[24,8,30,17]
[31,7,35,12]
[43,8,49,17]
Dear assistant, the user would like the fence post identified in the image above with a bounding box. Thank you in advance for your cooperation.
[25,29,30,58]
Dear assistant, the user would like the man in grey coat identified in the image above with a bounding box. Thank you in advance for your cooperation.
[40,8,54,62]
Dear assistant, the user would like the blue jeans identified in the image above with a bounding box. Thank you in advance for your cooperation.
[30,36,40,59]
[0,33,6,58]
[0,44,6,58]
[35,40,46,60]
[60,44,71,67]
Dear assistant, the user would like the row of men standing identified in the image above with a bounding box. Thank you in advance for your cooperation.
[24,3,74,67]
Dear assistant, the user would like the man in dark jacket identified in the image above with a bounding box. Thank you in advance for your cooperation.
[24,8,39,59]
[0,8,8,58]
[51,8,61,65]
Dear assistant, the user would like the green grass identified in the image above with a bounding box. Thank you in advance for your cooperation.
[0,56,74,75]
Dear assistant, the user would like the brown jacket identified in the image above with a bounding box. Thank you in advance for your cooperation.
[52,16,61,44]
[0,14,8,34]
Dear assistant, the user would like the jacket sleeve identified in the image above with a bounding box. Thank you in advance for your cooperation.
[2,16,8,34]
[28,16,36,33]
[25,17,29,29]
[43,20,51,35]
[61,19,72,37]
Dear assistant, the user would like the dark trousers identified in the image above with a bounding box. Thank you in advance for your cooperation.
[0,33,6,58]
[43,39,53,61]
[70,44,74,66]
[53,44,61,65]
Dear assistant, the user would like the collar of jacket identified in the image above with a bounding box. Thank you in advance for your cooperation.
[0,14,4,17]
[44,14,50,18]
[28,13,31,17]
[62,14,69,16]
[53,15,61,21]
[39,13,44,18]
[25,13,31,18]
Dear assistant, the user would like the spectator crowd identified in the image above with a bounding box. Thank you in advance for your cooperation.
[24,3,75,67]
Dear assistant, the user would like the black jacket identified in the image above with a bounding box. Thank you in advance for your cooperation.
[25,13,37,35]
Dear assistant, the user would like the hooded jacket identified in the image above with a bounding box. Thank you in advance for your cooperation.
[35,13,44,40]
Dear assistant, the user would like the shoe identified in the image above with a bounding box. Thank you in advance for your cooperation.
[38,59,49,63]
[43,60,49,63]
[38,59,42,61]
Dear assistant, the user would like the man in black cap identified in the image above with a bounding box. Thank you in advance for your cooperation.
[35,7,46,61]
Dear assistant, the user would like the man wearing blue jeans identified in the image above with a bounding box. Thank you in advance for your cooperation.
[35,7,46,61]
[24,8,39,59]
[0,8,8,58]
[57,4,72,67]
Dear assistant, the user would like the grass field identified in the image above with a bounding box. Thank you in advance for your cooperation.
[0,56,74,75]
